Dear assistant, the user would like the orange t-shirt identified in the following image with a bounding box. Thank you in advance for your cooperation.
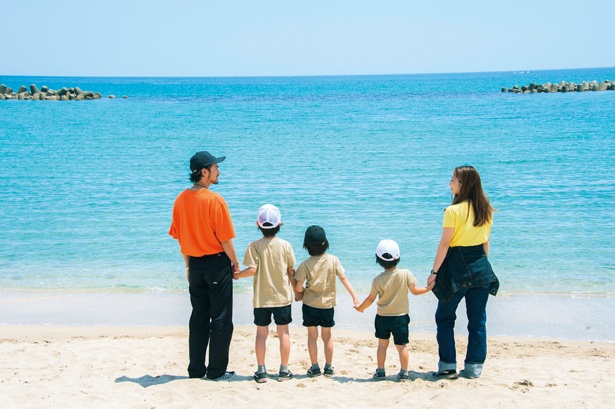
[168,189,236,257]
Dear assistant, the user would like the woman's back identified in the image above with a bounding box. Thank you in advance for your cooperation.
[443,200,492,247]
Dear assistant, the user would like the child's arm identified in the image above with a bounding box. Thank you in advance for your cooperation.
[288,266,303,301]
[233,267,256,279]
[409,281,435,296]
[354,293,376,313]
[294,274,305,301]
[339,274,360,307]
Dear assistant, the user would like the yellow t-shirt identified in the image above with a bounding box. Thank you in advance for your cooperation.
[295,254,345,309]
[243,236,296,308]
[369,268,417,316]
[443,201,492,247]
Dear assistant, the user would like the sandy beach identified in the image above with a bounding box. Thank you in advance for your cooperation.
[1,325,613,408]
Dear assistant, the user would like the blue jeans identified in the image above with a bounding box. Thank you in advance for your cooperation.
[435,284,490,374]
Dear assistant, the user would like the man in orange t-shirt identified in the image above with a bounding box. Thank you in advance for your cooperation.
[169,151,240,381]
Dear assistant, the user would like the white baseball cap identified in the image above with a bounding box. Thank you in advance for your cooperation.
[376,239,400,261]
[257,204,282,229]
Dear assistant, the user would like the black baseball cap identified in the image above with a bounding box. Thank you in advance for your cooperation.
[305,225,327,245]
[190,151,226,172]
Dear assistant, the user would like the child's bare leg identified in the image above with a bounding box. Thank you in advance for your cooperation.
[321,327,333,366]
[255,325,269,366]
[395,344,409,371]
[307,326,319,364]
[277,324,291,367]
[377,339,389,369]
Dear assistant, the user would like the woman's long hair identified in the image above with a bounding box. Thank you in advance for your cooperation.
[452,166,494,227]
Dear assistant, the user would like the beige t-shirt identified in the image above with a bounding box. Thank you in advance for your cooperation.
[370,268,417,316]
[295,254,345,309]
[243,236,296,308]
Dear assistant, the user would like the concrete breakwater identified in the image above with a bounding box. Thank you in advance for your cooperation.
[0,84,127,100]
[502,80,615,93]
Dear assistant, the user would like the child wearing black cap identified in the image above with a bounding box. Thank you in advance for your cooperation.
[355,239,434,381]
[294,225,360,377]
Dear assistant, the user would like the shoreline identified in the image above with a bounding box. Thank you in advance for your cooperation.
[1,289,614,342]
[1,325,613,408]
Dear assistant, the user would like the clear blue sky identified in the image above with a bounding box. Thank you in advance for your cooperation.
[2,0,613,77]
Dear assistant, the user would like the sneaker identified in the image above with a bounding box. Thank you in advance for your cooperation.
[307,367,322,377]
[433,370,458,380]
[459,369,479,379]
[278,370,293,382]
[373,370,386,381]
[323,367,335,377]
[253,371,268,383]
[209,371,236,381]
[397,372,409,382]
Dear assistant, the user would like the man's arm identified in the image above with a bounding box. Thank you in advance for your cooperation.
[183,254,190,282]
[220,239,240,273]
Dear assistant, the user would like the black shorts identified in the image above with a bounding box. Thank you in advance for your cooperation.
[302,304,335,327]
[374,314,410,345]
[254,305,292,326]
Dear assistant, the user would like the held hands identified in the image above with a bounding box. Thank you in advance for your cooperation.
[426,280,436,291]
[294,291,304,302]
[426,272,437,288]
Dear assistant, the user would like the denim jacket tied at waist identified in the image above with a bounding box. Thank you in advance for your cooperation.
[432,244,499,305]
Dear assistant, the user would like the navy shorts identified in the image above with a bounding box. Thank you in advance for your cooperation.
[375,314,410,345]
[254,305,292,326]
[302,304,335,327]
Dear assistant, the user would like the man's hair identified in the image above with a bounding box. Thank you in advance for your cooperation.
[258,222,280,237]
[189,164,212,183]
[375,254,400,269]
[303,239,329,256]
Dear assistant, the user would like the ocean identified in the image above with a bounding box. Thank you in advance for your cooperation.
[1,68,614,340]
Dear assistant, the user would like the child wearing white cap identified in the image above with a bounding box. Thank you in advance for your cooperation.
[234,204,298,383]
[355,239,434,381]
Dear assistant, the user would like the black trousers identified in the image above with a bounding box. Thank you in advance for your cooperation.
[187,252,234,379]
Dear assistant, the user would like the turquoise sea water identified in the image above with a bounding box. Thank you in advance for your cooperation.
[1,68,614,339]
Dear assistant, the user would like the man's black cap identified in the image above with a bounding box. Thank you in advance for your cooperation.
[190,151,226,172]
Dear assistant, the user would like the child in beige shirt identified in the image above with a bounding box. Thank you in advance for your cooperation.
[295,225,360,377]
[355,239,434,381]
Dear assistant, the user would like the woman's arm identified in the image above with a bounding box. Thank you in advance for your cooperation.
[428,227,454,286]
[483,240,490,257]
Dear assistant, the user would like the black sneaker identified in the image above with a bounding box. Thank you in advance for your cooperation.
[253,371,268,383]
[209,371,236,381]
[373,370,386,381]
[278,370,293,382]
[307,367,322,377]
[433,370,459,380]
[397,372,409,382]
[323,367,335,377]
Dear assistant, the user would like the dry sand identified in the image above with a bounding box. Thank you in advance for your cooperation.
[1,325,613,408]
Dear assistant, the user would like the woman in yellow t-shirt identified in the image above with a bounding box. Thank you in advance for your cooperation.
[428,166,499,380]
